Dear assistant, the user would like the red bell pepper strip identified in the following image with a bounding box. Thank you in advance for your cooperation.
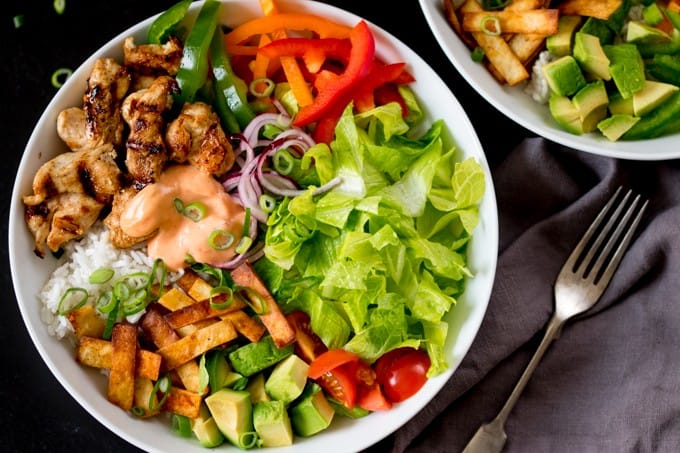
[375,84,409,117]
[258,37,352,73]
[293,20,375,128]
[353,62,408,112]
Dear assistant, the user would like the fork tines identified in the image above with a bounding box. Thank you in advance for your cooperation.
[567,187,648,286]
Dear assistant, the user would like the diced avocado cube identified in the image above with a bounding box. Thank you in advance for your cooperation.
[635,28,680,58]
[264,354,309,404]
[191,404,225,448]
[622,91,680,140]
[597,114,641,141]
[609,91,635,116]
[549,94,584,135]
[603,44,645,99]
[541,55,587,96]
[253,401,294,447]
[205,389,255,449]
[328,398,370,419]
[546,15,582,57]
[604,0,631,34]
[290,384,335,437]
[666,9,680,31]
[642,2,664,26]
[572,80,609,133]
[573,32,611,80]
[228,335,294,377]
[580,17,615,45]
[626,21,670,44]
[632,80,680,116]
[246,373,271,404]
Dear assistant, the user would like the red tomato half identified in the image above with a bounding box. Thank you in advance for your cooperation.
[357,382,392,411]
[317,366,357,409]
[286,311,327,363]
[374,348,431,403]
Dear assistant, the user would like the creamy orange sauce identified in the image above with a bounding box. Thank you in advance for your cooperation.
[120,165,245,271]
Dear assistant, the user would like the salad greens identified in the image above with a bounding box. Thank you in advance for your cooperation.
[255,95,485,377]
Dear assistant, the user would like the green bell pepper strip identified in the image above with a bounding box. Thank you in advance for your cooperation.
[147,0,192,44]
[622,91,680,140]
[210,27,255,133]
[174,0,221,106]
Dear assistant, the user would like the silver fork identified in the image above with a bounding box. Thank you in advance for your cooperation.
[462,187,648,453]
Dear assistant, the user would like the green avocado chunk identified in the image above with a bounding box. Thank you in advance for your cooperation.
[541,55,587,96]
[290,384,335,437]
[547,15,582,57]
[580,17,614,45]
[228,335,294,377]
[549,94,583,135]
[626,21,670,44]
[573,32,611,80]
[253,401,294,447]
[572,80,609,133]
[597,114,641,141]
[608,91,635,116]
[191,405,225,448]
[603,43,645,99]
[205,389,255,449]
[622,91,680,140]
[632,80,679,117]
[264,354,309,404]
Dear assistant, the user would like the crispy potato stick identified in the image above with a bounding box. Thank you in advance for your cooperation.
[157,287,197,311]
[156,319,237,370]
[222,310,266,343]
[462,10,559,35]
[444,0,476,48]
[558,0,622,20]
[140,309,203,393]
[133,377,161,418]
[164,387,202,419]
[164,295,246,330]
[77,336,161,381]
[67,305,105,338]
[509,33,547,63]
[230,262,296,349]
[108,323,137,411]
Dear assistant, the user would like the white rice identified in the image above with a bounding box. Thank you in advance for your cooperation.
[524,50,555,105]
[38,222,179,340]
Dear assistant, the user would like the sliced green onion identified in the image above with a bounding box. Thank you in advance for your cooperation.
[113,281,131,301]
[173,197,185,213]
[238,432,261,449]
[259,195,277,213]
[148,258,167,298]
[95,290,117,314]
[262,123,284,139]
[150,375,172,411]
[471,46,485,62]
[13,15,24,29]
[242,208,251,237]
[182,201,207,222]
[198,354,209,394]
[121,272,150,290]
[231,376,249,391]
[172,414,193,438]
[51,68,72,89]
[481,16,501,36]
[234,236,253,255]
[273,149,294,175]
[482,0,510,10]
[185,253,196,265]
[57,287,88,315]
[249,77,275,98]
[209,286,234,310]
[53,0,65,15]
[208,229,235,251]
[237,286,267,315]
[122,288,148,316]
[102,300,120,340]
[89,267,114,284]
[131,406,146,417]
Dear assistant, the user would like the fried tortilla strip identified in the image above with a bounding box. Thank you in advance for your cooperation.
[557,0,622,20]
[67,305,105,338]
[157,287,197,311]
[133,377,161,418]
[222,310,266,343]
[444,0,475,48]
[506,0,545,10]
[107,323,137,411]
[156,319,238,370]
[462,10,559,35]
[77,336,161,380]
[230,262,296,349]
[164,296,247,329]
[670,0,680,13]
[140,309,203,393]
[509,33,547,64]
[176,319,218,338]
[164,387,202,419]
[175,270,200,294]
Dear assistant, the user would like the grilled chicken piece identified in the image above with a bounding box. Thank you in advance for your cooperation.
[123,36,182,76]
[23,144,122,257]
[166,102,235,178]
[122,75,177,185]
[104,186,154,248]
[56,58,130,151]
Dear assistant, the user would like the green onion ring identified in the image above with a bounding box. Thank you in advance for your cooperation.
[209,286,234,310]
[89,267,115,284]
[149,375,172,411]
[249,77,276,98]
[234,236,253,255]
[208,229,235,251]
[122,288,148,316]
[236,286,267,315]
[53,0,65,15]
[172,414,193,437]
[242,207,251,237]
[173,197,185,213]
[481,16,501,36]
[13,15,24,29]
[113,281,131,301]
[239,432,261,449]
[102,299,120,340]
[51,68,73,89]
[57,287,88,315]
[148,258,167,298]
[182,201,207,222]
[259,194,277,213]
[273,149,294,175]
[131,406,146,417]
[471,46,485,63]
[96,290,117,314]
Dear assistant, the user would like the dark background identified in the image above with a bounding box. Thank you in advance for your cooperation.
[2,1,531,451]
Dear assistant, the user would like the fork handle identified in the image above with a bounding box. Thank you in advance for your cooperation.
[495,313,564,425]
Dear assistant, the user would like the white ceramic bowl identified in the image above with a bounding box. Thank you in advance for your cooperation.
[9,1,498,451]
[419,0,680,161]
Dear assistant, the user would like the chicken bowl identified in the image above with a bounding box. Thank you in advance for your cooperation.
[9,1,498,451]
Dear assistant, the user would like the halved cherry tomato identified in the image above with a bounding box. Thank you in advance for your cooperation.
[308,349,360,379]
[317,366,357,409]
[357,382,392,411]
[374,348,431,403]
[286,310,327,363]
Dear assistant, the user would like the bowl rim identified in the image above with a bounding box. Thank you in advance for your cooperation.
[9,1,499,451]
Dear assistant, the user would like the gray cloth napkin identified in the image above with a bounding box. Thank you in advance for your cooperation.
[368,137,680,452]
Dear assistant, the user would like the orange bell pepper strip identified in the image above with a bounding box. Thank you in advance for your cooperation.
[293,20,375,128]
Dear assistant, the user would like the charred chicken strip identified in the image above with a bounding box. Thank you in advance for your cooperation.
[123,36,182,77]
[122,75,177,185]
[23,144,122,257]
[166,102,235,178]
[104,186,154,248]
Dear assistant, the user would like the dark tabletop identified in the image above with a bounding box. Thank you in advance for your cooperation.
[2,1,531,451]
